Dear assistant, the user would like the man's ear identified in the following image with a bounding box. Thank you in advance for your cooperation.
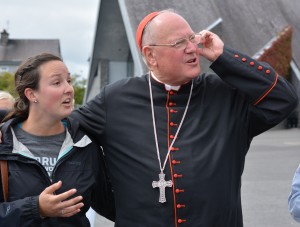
[143,46,157,67]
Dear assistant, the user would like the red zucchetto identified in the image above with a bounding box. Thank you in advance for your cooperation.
[136,11,159,51]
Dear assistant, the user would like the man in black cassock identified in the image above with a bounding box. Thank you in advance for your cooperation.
[71,10,298,227]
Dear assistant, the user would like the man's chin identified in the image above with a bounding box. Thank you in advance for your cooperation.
[187,69,201,79]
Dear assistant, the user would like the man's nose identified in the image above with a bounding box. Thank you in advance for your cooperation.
[185,39,198,53]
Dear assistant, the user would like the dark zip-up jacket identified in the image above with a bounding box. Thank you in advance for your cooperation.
[0,117,115,226]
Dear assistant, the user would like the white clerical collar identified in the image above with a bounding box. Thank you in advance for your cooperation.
[150,72,181,91]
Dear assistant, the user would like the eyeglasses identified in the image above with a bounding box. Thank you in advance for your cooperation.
[148,33,201,50]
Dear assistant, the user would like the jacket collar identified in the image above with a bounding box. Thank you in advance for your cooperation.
[1,117,92,160]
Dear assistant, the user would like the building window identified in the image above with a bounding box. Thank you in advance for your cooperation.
[0,66,9,73]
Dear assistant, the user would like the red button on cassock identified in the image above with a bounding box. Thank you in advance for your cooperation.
[242,58,247,62]
[258,66,263,70]
[177,204,186,208]
[172,160,181,165]
[170,122,177,126]
[266,69,271,74]
[174,174,182,178]
[171,147,179,151]
[178,219,187,224]
[175,189,185,193]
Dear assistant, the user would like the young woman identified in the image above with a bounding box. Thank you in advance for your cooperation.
[0,53,114,226]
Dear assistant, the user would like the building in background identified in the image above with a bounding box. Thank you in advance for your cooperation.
[0,29,61,74]
[85,0,300,126]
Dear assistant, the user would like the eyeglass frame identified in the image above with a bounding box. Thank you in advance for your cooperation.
[146,33,201,49]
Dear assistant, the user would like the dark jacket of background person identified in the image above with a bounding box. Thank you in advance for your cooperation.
[0,117,115,227]
[0,109,8,122]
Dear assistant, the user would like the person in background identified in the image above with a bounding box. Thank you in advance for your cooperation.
[0,53,114,226]
[70,9,298,227]
[0,90,15,121]
[288,164,300,223]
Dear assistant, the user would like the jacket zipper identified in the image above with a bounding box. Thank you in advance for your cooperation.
[50,147,76,183]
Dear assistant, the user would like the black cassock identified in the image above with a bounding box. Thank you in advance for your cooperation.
[72,47,298,227]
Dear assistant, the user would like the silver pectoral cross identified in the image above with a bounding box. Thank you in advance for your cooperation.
[152,172,173,203]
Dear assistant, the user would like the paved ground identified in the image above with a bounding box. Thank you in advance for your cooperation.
[93,128,300,226]
[241,128,300,227]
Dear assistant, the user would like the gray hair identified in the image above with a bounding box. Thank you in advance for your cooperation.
[0,90,14,102]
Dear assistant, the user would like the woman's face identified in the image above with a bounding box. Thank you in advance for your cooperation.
[31,60,74,120]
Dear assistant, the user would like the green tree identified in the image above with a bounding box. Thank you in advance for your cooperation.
[0,72,16,96]
[71,74,87,106]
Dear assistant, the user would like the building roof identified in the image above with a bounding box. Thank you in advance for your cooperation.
[86,0,300,98]
[0,30,61,64]
[123,0,300,64]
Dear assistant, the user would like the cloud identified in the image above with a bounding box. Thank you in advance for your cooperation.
[0,0,99,78]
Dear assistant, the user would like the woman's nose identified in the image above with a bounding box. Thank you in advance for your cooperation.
[65,82,74,94]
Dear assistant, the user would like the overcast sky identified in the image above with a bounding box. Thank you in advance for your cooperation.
[0,0,99,79]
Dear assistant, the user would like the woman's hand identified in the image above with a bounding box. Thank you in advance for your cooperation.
[39,181,84,218]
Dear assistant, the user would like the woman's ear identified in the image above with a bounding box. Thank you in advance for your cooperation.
[24,88,37,103]
[143,46,157,67]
